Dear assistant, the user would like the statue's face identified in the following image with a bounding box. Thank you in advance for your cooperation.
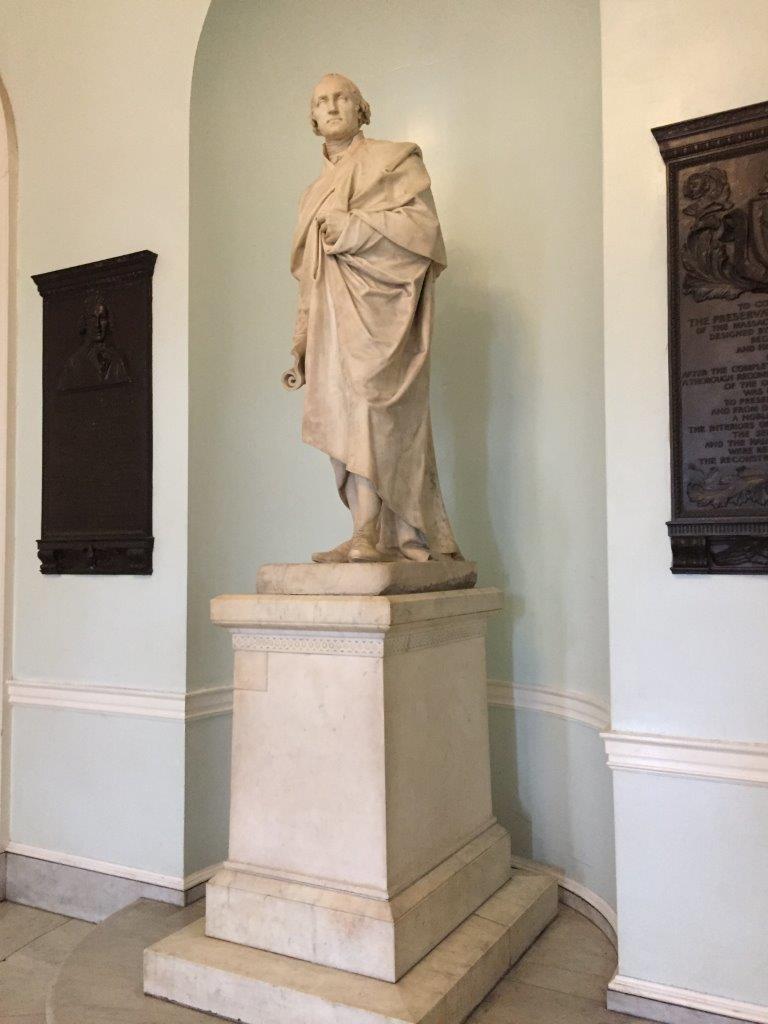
[86,304,109,343]
[311,76,360,142]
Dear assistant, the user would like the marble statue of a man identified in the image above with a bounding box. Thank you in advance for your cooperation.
[285,73,462,564]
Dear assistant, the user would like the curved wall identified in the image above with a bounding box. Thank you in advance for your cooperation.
[189,0,614,908]
[602,0,768,1010]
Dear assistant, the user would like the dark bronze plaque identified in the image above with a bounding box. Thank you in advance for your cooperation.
[655,102,768,573]
[33,250,157,574]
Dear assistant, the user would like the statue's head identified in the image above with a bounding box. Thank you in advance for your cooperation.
[79,294,111,343]
[310,74,370,141]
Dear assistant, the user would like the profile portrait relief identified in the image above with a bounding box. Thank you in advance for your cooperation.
[285,73,464,565]
[57,293,132,393]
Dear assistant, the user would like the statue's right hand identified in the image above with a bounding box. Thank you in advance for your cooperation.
[281,356,306,391]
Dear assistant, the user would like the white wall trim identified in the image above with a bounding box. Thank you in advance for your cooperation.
[602,730,768,787]
[7,677,612,732]
[5,679,233,721]
[488,680,610,731]
[509,852,617,935]
[5,841,221,892]
[186,685,234,721]
[609,974,768,1024]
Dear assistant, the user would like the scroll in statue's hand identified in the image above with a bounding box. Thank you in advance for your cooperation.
[281,355,306,391]
[316,210,350,247]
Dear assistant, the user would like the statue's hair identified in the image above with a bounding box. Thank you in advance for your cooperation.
[79,290,112,336]
[310,74,371,136]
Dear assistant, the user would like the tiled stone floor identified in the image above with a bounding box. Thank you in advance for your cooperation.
[0,902,94,1024]
[0,900,648,1024]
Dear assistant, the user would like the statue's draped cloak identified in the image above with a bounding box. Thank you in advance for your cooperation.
[290,133,459,557]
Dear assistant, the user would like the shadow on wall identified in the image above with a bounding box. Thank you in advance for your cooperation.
[489,702,617,910]
[488,705,534,856]
[434,268,504,570]
[431,257,540,681]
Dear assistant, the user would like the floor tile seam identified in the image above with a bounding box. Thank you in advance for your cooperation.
[522,941,616,962]
[508,968,610,1002]
[506,976,615,1009]
[0,919,71,964]
[514,957,612,984]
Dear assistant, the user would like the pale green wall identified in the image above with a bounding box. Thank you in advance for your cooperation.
[0,0,210,879]
[490,707,615,907]
[602,0,768,1004]
[613,773,768,1005]
[0,0,209,691]
[184,715,230,875]
[11,709,184,877]
[190,0,613,904]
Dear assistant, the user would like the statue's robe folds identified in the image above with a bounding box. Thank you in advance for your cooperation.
[290,133,460,558]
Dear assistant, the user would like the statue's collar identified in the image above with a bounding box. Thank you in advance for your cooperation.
[323,131,364,167]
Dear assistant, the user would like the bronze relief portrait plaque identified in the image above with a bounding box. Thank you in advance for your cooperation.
[655,102,768,573]
[33,250,157,574]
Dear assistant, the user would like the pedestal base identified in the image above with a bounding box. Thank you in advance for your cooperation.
[144,871,557,1024]
[256,560,478,596]
[206,824,511,982]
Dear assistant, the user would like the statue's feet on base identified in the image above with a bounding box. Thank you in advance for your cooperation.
[399,539,431,562]
[349,530,380,563]
[311,539,353,564]
[312,535,425,564]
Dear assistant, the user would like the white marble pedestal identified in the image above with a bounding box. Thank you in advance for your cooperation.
[144,585,557,1022]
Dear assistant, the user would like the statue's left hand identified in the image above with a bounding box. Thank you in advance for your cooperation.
[317,211,349,246]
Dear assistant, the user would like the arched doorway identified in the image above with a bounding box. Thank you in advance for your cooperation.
[0,72,17,858]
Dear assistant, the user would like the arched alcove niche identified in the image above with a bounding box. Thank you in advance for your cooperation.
[189,0,616,922]
[0,71,17,856]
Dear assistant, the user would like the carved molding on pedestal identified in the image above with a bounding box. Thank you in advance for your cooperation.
[230,614,487,657]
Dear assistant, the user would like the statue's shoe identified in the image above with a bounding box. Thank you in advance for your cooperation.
[399,539,431,562]
[349,533,380,563]
[311,539,353,563]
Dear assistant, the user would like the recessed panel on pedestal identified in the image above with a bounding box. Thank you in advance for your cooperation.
[33,250,157,574]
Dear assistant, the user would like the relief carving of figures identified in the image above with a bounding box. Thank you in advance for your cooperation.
[682,167,768,301]
[686,463,768,509]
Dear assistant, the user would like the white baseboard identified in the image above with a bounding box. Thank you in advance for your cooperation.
[3,845,222,921]
[509,852,617,944]
[5,841,219,891]
[602,731,768,787]
[609,974,768,1024]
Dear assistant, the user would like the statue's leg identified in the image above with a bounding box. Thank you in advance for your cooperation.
[311,462,382,563]
[395,515,431,562]
[311,459,355,563]
[347,474,382,562]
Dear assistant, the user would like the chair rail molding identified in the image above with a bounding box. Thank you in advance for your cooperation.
[602,730,768,787]
[487,680,610,731]
[609,973,768,1024]
[5,678,233,721]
